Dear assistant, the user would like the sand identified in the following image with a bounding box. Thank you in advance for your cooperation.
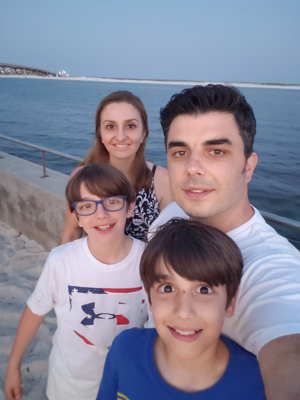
[0,220,55,400]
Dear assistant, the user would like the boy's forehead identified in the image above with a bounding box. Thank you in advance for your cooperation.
[80,183,92,196]
[79,183,100,199]
[153,256,226,291]
[154,258,195,284]
[154,257,172,275]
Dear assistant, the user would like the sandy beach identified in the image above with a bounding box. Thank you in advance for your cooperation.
[0,220,54,400]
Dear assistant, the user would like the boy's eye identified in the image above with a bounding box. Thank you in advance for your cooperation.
[107,199,118,205]
[196,285,213,294]
[79,202,92,210]
[159,284,174,293]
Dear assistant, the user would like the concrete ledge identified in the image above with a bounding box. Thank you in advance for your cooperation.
[0,151,68,250]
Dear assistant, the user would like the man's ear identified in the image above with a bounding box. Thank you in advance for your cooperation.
[225,291,238,318]
[245,152,258,183]
[126,202,135,218]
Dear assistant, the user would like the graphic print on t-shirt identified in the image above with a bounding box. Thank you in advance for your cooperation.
[67,285,146,355]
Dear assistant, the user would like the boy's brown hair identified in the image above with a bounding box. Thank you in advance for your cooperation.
[140,218,243,307]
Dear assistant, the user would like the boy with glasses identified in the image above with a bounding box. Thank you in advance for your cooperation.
[5,163,148,400]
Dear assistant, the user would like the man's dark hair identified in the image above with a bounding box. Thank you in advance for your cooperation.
[140,218,243,308]
[160,84,256,159]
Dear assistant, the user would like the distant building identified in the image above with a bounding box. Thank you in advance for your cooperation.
[58,70,69,77]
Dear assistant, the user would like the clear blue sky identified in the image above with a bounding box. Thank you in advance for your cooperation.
[1,0,299,84]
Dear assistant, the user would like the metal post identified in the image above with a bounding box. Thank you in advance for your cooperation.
[41,151,48,178]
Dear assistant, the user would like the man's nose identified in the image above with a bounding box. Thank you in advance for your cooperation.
[186,154,206,176]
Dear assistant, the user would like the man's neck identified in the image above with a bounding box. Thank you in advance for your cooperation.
[153,336,229,392]
[196,202,254,234]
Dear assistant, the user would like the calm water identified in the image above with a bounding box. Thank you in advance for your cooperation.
[0,77,300,228]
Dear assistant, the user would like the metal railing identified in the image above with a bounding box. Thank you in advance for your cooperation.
[0,134,83,177]
[0,134,299,246]
[260,210,300,230]
[260,211,300,249]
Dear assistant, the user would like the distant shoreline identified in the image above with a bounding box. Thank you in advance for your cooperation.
[1,74,300,90]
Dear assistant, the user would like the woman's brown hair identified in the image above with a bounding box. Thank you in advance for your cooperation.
[82,91,152,193]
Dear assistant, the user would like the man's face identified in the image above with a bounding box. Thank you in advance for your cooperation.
[166,111,257,232]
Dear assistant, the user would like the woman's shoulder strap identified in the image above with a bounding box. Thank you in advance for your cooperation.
[151,164,157,176]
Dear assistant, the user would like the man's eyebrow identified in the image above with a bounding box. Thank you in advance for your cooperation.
[168,138,233,149]
[168,140,187,149]
[203,138,233,146]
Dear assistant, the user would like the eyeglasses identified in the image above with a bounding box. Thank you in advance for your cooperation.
[72,196,126,216]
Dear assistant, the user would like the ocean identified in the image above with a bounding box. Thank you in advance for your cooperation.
[0,76,299,237]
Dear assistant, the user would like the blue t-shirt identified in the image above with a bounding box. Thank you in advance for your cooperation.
[97,328,266,400]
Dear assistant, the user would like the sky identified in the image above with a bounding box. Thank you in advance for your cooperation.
[1,0,300,84]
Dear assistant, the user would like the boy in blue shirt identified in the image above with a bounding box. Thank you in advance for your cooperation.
[97,218,266,399]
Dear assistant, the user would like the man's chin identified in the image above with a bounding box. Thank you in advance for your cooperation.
[175,202,209,221]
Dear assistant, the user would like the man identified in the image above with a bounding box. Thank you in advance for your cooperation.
[157,85,300,399]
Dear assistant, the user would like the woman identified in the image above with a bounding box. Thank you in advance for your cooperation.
[61,90,173,243]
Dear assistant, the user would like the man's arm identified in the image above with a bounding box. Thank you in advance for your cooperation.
[258,334,300,400]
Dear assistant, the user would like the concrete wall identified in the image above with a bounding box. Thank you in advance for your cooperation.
[0,151,68,251]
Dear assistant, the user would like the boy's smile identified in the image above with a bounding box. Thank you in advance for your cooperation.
[93,224,114,234]
[150,258,235,362]
[168,326,203,343]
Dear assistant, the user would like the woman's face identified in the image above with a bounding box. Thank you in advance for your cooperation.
[100,102,146,164]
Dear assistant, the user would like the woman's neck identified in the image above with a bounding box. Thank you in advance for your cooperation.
[109,157,135,183]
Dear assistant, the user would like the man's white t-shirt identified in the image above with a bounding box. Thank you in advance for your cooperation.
[224,207,300,355]
[147,203,300,356]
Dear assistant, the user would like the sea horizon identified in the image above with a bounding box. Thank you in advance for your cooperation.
[1,74,300,90]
